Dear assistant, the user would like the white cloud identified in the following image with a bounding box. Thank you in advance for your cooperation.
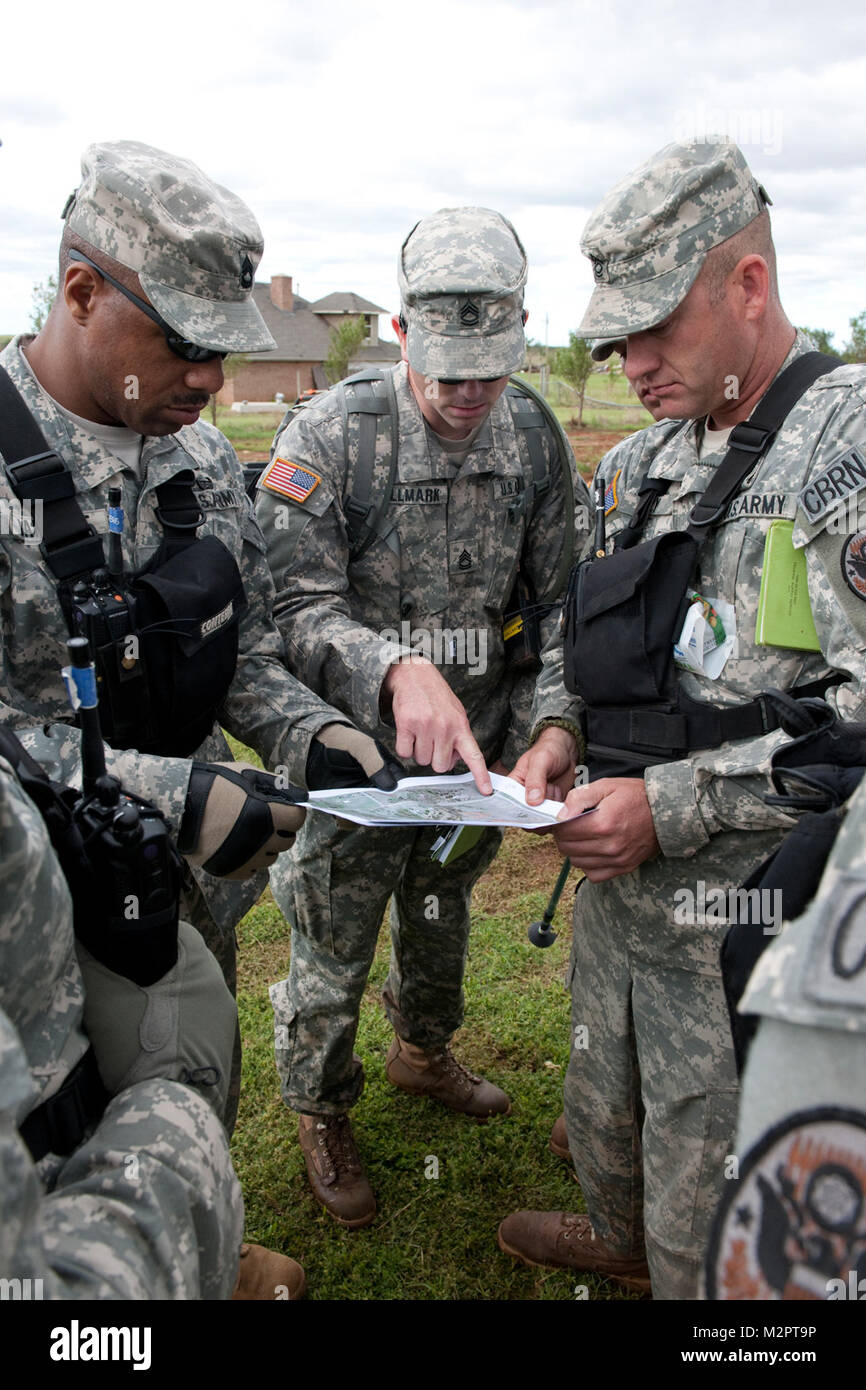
[1,0,864,346]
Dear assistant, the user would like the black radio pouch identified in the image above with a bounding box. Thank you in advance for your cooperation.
[564,530,698,704]
[118,535,246,756]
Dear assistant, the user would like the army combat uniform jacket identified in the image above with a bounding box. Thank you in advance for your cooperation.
[533,335,866,1299]
[258,361,584,766]
[707,774,866,1301]
[257,362,587,1114]
[0,755,243,1300]
[0,337,344,945]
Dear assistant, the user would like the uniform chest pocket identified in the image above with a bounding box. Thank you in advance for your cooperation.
[483,489,527,613]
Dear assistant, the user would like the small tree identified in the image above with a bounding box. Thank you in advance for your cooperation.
[29,274,58,332]
[553,331,595,427]
[797,325,837,355]
[843,311,866,364]
[324,315,367,385]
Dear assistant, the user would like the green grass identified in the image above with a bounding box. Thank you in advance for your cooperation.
[213,371,651,458]
[226,737,638,1301]
[208,404,286,454]
[519,367,653,434]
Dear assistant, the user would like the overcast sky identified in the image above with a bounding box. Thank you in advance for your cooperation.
[2,0,865,350]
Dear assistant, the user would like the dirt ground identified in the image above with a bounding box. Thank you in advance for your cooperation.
[564,428,629,479]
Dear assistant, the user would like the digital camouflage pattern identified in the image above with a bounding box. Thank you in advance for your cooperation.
[0,337,345,990]
[65,141,276,354]
[398,207,528,380]
[534,332,866,1299]
[579,138,771,344]
[269,818,503,1113]
[707,777,866,1300]
[737,772,866,1141]
[0,756,243,1299]
[259,360,587,1112]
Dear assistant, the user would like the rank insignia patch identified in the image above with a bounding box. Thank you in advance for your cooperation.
[842,532,866,601]
[705,1107,866,1301]
[260,458,322,504]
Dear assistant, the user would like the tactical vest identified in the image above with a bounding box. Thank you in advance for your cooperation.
[561,352,842,779]
[0,368,247,757]
[253,368,576,605]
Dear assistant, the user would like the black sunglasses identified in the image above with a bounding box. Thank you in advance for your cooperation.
[68,249,227,363]
[436,375,503,386]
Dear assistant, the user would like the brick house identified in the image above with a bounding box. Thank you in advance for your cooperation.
[218,276,401,405]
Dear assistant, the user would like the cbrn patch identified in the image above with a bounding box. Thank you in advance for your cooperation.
[797,446,866,525]
[705,1107,866,1300]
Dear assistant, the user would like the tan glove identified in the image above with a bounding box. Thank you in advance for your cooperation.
[178,761,307,880]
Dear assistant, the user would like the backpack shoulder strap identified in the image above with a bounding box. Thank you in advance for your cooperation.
[504,375,575,600]
[0,366,105,580]
[338,368,399,561]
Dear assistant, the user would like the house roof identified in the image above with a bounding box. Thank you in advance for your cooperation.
[309,291,389,315]
[249,286,332,362]
[248,284,399,364]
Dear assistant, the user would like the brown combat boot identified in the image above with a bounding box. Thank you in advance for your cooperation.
[385,1036,511,1119]
[231,1243,306,1300]
[497,1212,652,1294]
[297,1113,376,1228]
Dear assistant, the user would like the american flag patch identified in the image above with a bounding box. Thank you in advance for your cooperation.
[604,467,621,516]
[260,457,322,503]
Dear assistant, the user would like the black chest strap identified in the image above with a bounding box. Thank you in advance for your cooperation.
[0,365,203,580]
[686,351,841,536]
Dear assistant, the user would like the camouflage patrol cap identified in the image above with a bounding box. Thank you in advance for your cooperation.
[398,207,527,378]
[63,140,277,353]
[578,138,772,343]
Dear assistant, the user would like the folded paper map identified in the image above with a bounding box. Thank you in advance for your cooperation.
[303,772,575,830]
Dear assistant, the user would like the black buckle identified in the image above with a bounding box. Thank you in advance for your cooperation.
[5,451,74,502]
[687,498,729,528]
[153,504,203,531]
[43,527,105,581]
[728,421,773,455]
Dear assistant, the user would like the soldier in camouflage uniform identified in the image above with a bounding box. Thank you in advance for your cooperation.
[0,750,246,1299]
[705,774,866,1301]
[497,139,866,1298]
[257,207,587,1225]
[0,142,393,1143]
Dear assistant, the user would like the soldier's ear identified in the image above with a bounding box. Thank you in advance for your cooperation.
[392,314,409,362]
[64,260,104,326]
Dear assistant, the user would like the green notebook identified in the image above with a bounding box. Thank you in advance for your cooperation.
[755,520,821,651]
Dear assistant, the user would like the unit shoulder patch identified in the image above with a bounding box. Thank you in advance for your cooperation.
[260,457,322,504]
[706,1107,866,1301]
[842,532,866,601]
